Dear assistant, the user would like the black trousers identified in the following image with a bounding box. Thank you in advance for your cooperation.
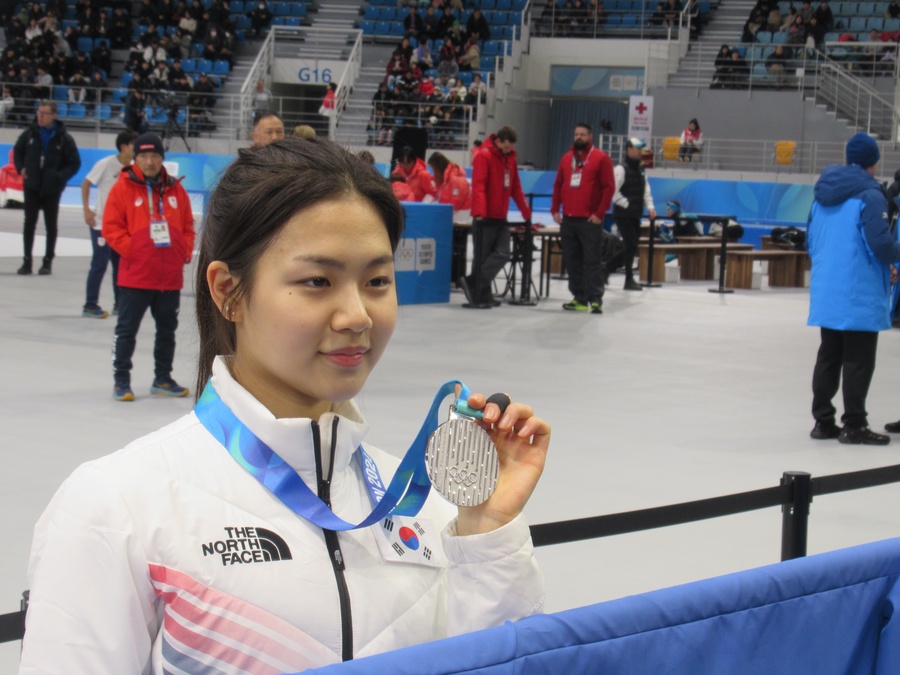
[113,287,181,385]
[560,217,604,304]
[22,188,61,260]
[615,214,641,280]
[811,327,879,429]
[471,218,510,302]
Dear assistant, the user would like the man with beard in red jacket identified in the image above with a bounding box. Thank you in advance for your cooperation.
[102,133,195,402]
[551,122,615,314]
[462,126,532,308]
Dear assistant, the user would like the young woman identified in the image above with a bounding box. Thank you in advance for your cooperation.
[677,118,703,162]
[19,138,549,673]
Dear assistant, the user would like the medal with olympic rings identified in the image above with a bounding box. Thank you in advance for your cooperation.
[424,393,510,506]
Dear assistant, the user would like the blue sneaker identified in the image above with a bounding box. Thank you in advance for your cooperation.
[151,379,189,397]
[83,305,109,319]
[114,383,135,401]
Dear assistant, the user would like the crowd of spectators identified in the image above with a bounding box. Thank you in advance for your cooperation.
[0,0,279,132]
[720,0,900,87]
[370,7,493,149]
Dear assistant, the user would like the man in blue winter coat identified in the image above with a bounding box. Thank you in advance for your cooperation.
[808,132,900,445]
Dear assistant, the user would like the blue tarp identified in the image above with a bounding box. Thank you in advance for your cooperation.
[302,538,900,674]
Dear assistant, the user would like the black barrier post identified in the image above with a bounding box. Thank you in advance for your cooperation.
[709,216,735,295]
[781,471,812,561]
[510,194,538,306]
[642,216,662,288]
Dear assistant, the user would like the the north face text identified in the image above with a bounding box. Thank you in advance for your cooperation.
[202,526,293,566]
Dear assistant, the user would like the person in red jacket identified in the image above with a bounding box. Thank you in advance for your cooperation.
[428,151,471,222]
[389,172,415,201]
[394,146,437,202]
[463,126,532,308]
[102,133,195,402]
[551,122,615,314]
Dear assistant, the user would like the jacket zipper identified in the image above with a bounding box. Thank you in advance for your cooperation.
[311,419,354,661]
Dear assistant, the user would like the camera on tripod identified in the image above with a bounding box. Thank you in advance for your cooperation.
[154,91,188,119]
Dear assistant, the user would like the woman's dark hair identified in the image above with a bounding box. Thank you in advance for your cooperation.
[194,137,404,397]
[427,151,449,181]
[688,117,700,130]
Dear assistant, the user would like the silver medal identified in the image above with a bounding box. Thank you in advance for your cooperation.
[425,407,499,506]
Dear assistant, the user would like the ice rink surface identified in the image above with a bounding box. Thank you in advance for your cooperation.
[2,206,899,671]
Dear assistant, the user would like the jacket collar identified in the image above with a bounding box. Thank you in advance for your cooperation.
[208,357,369,488]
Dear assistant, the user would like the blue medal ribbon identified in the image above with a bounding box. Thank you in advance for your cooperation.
[194,379,474,531]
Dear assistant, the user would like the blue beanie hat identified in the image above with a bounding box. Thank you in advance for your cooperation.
[845,132,880,168]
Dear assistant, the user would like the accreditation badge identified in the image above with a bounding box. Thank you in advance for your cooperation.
[425,405,499,506]
[373,515,446,567]
[570,171,582,188]
[150,219,171,247]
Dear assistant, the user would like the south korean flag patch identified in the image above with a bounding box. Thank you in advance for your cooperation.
[374,516,445,568]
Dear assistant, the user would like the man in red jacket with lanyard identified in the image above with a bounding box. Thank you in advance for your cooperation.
[463,126,532,308]
[551,122,615,314]
[102,133,195,402]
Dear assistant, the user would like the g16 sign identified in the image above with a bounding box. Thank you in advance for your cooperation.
[273,59,348,85]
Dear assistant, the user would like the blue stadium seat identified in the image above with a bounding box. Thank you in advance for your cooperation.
[94,37,110,49]
[482,40,500,56]
[196,58,213,74]
[283,16,299,26]
[389,20,404,35]
[54,102,68,118]
[458,71,473,85]
[379,7,396,20]
[756,30,773,43]
[359,19,375,34]
[479,56,495,71]
[496,0,512,8]
[77,36,93,53]
[274,2,291,16]
[120,70,134,86]
[94,104,112,121]
[53,85,69,101]
[886,17,900,30]
[481,0,497,8]
[375,20,390,34]
[272,16,286,25]
[110,88,127,103]
[364,6,378,20]
[867,17,884,30]
[181,58,197,73]
[213,59,230,75]
[772,30,788,44]
[67,103,86,119]
[511,0,527,9]
[234,14,250,28]
[858,2,875,14]
[752,62,769,80]
[147,108,168,124]
[291,3,307,17]
[849,16,868,31]
[231,0,244,12]
[493,10,508,24]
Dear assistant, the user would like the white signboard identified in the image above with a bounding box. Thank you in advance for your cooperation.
[273,59,349,85]
[628,95,653,145]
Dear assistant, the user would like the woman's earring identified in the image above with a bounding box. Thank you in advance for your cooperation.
[223,304,234,321]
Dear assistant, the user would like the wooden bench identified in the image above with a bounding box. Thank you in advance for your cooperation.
[639,243,754,283]
[725,249,810,289]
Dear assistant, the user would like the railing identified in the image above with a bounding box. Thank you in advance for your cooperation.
[531,4,687,39]
[809,45,900,143]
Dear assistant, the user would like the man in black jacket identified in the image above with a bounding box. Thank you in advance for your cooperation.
[13,100,81,275]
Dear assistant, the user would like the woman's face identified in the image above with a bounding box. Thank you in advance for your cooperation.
[231,197,397,419]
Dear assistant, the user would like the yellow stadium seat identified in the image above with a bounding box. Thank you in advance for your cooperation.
[661,137,681,162]
[774,141,796,168]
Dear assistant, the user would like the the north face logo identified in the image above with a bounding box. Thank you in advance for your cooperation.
[202,526,293,566]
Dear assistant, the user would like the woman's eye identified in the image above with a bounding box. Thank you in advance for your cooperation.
[369,276,392,288]
[303,277,329,288]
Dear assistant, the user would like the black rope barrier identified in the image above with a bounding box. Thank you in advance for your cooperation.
[531,485,788,547]
[813,463,900,497]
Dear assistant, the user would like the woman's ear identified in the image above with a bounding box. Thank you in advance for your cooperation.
[207,261,241,322]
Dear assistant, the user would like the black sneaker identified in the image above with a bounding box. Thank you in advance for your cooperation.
[838,426,891,446]
[810,421,841,440]
[623,279,643,291]
[885,420,900,433]
[590,301,602,314]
